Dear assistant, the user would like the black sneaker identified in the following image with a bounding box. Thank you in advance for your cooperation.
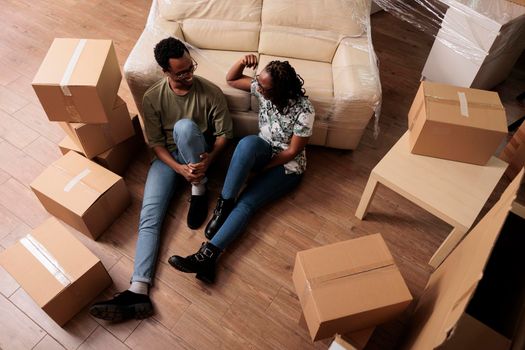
[89,290,153,322]
[187,191,208,229]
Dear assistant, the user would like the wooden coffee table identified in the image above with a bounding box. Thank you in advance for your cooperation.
[355,131,508,268]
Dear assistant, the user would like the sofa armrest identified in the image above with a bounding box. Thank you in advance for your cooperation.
[332,36,381,106]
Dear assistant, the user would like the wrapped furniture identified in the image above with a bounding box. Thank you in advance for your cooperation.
[124,0,382,150]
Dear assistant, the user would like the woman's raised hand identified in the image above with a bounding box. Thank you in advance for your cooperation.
[241,54,258,69]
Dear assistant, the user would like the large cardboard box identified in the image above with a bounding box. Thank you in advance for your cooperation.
[59,114,145,175]
[403,169,524,349]
[30,151,130,239]
[0,217,112,326]
[292,234,413,341]
[408,81,507,165]
[58,96,134,158]
[32,38,121,123]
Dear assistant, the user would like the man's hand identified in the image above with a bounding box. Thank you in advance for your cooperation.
[175,163,204,184]
[241,54,258,69]
[188,152,211,178]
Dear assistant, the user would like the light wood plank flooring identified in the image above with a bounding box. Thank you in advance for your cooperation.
[0,1,523,349]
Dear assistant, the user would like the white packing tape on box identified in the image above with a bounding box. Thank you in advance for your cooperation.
[63,168,91,192]
[60,39,87,96]
[20,234,72,287]
[457,92,469,117]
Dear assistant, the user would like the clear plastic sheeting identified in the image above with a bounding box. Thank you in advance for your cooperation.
[373,0,525,89]
[124,0,382,150]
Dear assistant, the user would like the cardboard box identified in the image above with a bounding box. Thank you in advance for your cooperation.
[408,81,507,165]
[500,121,525,180]
[292,234,413,341]
[59,114,145,175]
[328,330,375,350]
[32,38,121,123]
[403,169,524,349]
[30,151,130,239]
[0,217,111,326]
[58,96,134,158]
[508,0,525,6]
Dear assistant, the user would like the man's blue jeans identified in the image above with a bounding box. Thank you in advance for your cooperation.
[210,135,303,250]
[131,119,208,284]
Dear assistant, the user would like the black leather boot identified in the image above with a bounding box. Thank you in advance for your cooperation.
[168,242,222,284]
[204,196,235,239]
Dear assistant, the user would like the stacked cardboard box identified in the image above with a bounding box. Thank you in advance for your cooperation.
[30,151,131,240]
[293,234,412,342]
[32,37,144,167]
[408,81,508,165]
[0,38,141,325]
[28,37,139,239]
[59,114,145,175]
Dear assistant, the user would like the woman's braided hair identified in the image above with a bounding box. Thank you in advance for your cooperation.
[265,60,306,113]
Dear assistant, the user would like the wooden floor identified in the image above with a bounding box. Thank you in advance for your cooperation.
[0,1,523,349]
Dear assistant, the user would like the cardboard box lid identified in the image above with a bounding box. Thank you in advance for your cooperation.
[59,136,83,154]
[298,234,394,286]
[422,81,507,132]
[403,169,524,349]
[0,217,100,308]
[297,234,411,320]
[32,38,114,87]
[30,151,122,216]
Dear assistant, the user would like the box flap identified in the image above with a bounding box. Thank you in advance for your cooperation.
[32,217,100,280]
[59,136,83,154]
[298,234,394,288]
[313,265,412,321]
[0,237,65,307]
[32,38,112,87]
[422,81,507,132]
[403,169,523,350]
[30,151,122,216]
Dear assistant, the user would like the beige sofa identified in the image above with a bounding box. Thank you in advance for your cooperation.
[124,0,381,150]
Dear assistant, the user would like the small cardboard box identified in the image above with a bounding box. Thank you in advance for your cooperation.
[30,151,130,239]
[58,96,134,158]
[32,38,121,123]
[0,217,112,326]
[408,81,507,165]
[328,329,375,350]
[59,114,145,175]
[292,234,413,341]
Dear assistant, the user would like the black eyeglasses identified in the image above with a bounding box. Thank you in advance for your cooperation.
[255,74,273,94]
[169,59,198,80]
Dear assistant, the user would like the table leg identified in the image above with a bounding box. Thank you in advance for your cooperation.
[429,225,469,269]
[355,175,379,220]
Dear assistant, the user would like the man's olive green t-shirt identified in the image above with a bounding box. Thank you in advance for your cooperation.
[142,76,233,153]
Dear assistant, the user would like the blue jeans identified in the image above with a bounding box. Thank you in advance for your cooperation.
[132,119,208,284]
[210,135,303,250]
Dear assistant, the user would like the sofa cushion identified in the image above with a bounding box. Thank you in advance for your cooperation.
[259,0,366,62]
[158,0,262,51]
[191,49,258,112]
[255,55,333,117]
